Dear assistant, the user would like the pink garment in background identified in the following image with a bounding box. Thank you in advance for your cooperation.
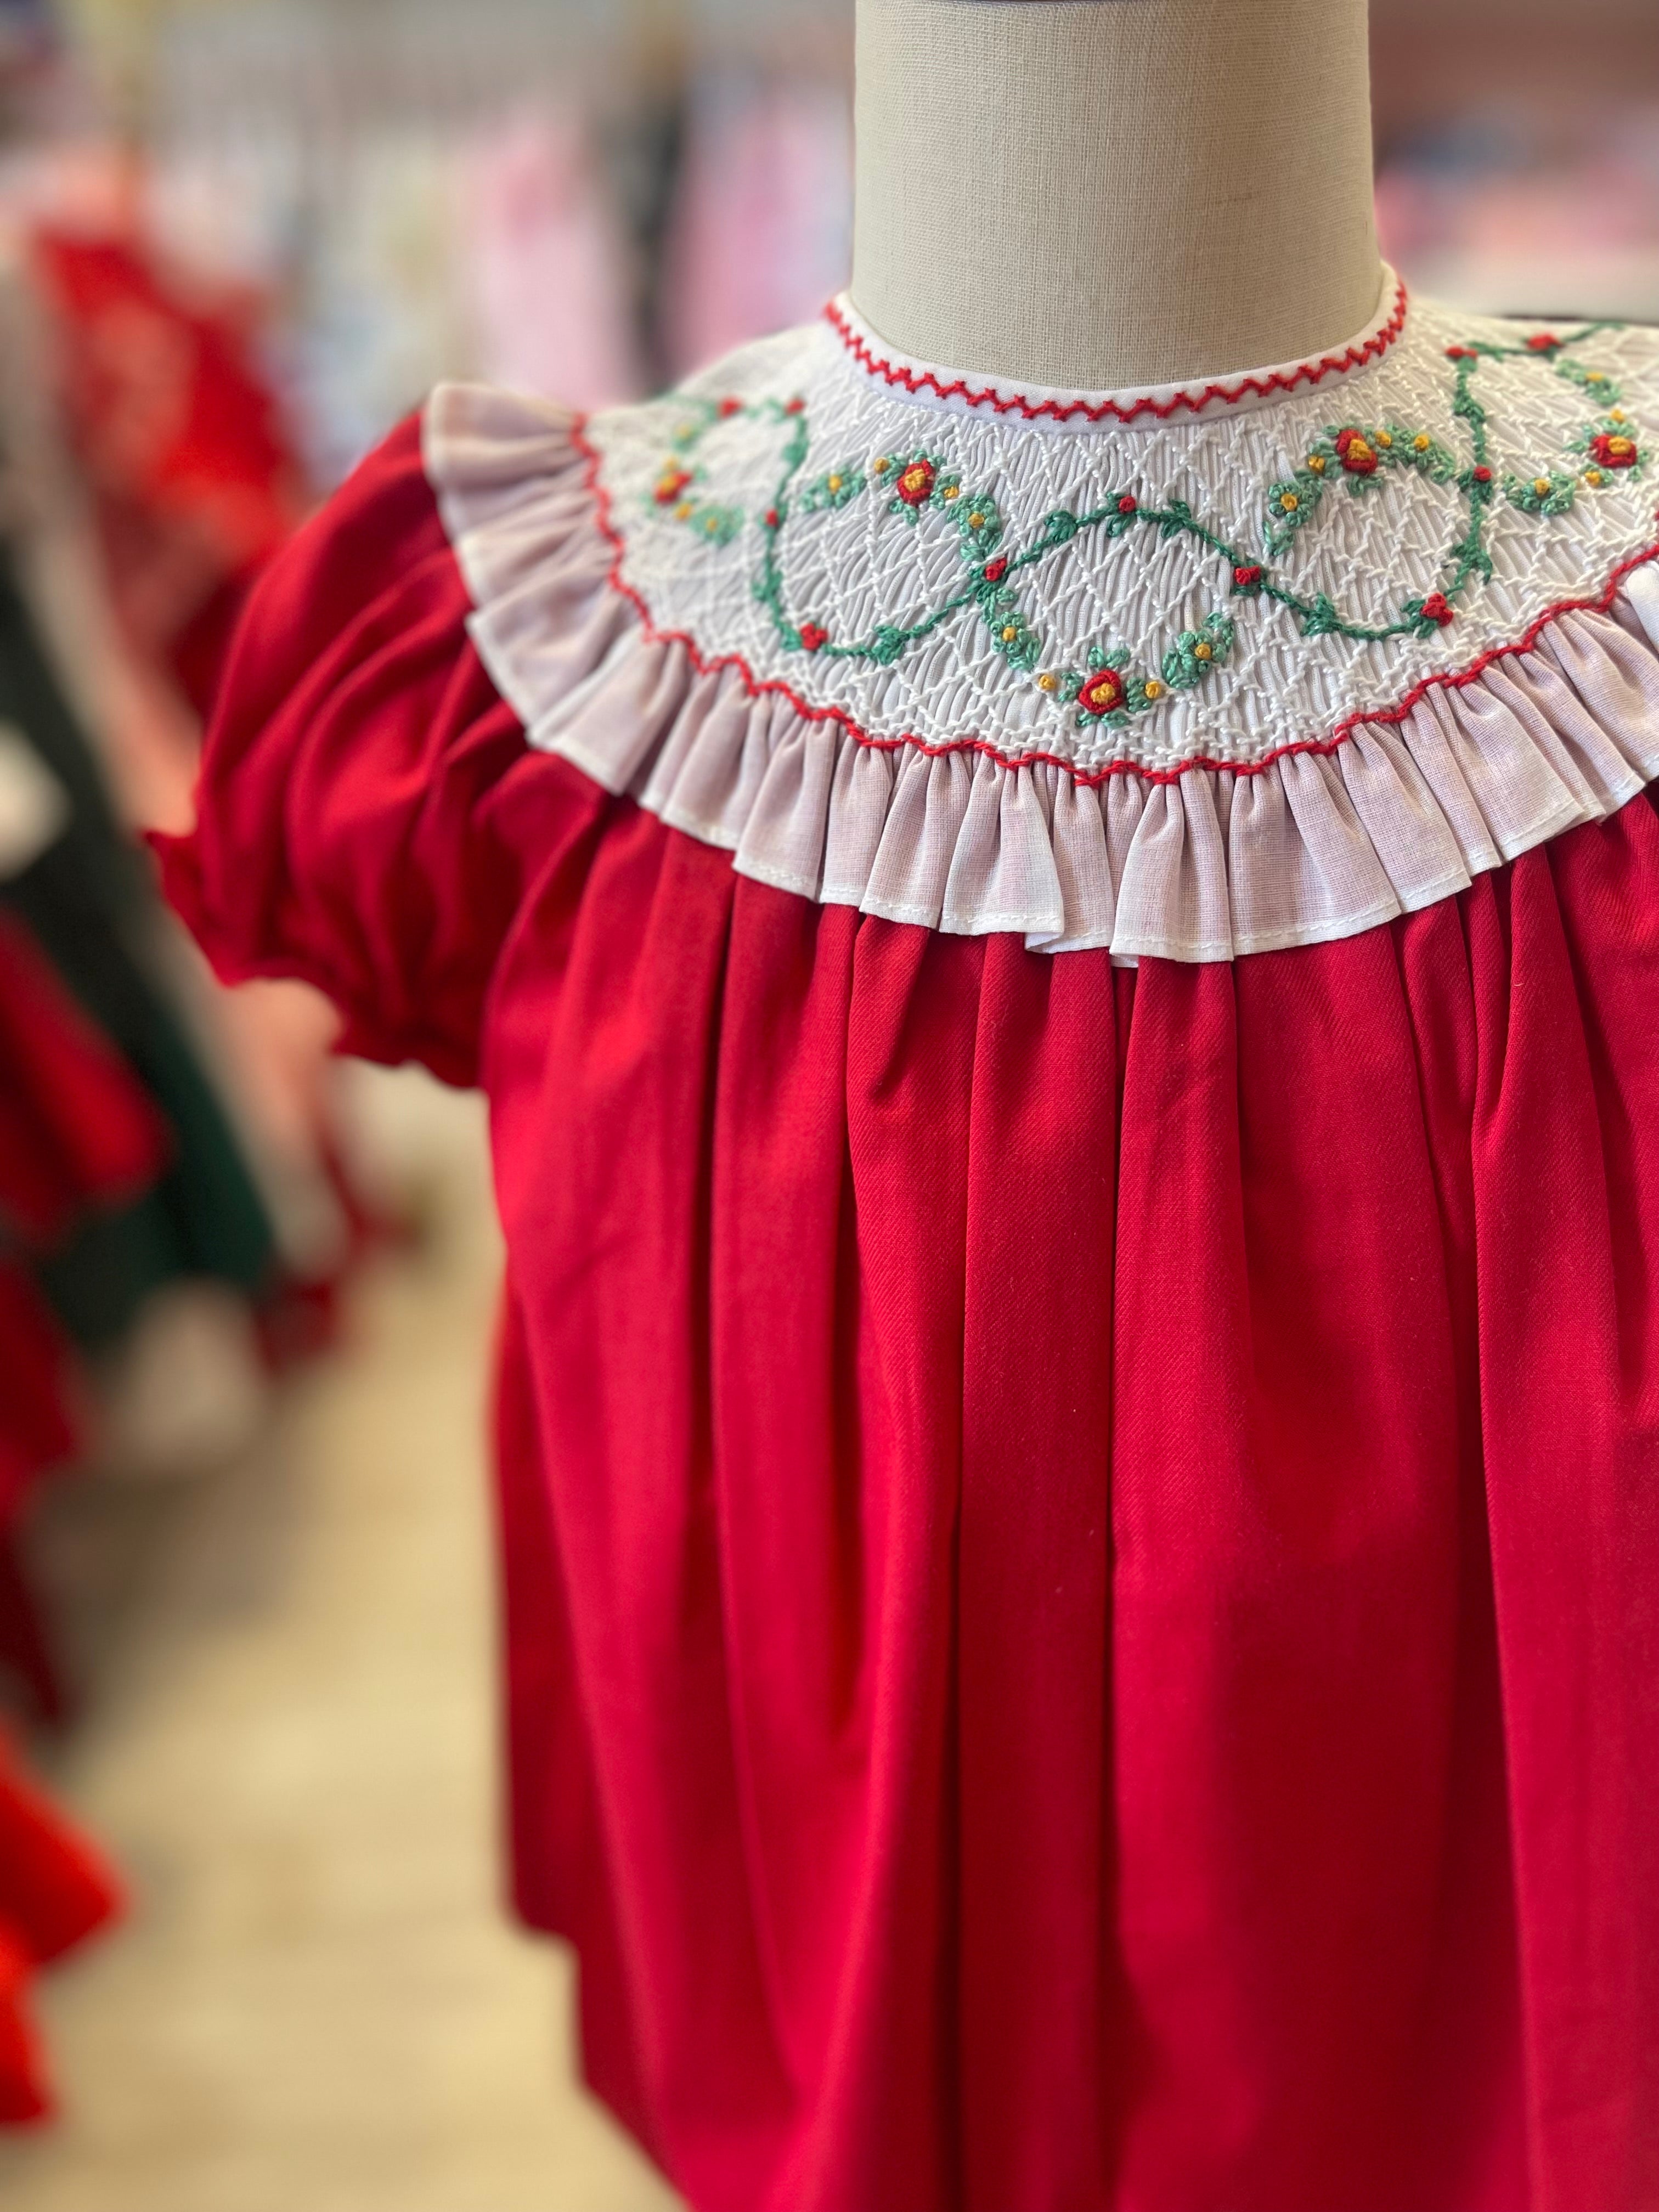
[462,109,641,411]
[662,78,852,381]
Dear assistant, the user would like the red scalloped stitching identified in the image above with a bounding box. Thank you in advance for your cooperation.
[823,278,1410,426]
[569,414,1659,789]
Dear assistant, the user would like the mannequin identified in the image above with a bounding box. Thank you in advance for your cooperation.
[851,0,1384,392]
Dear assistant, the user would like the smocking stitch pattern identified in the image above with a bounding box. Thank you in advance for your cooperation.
[582,296,1659,776]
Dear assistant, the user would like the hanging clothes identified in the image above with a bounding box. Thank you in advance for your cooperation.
[0,545,274,1348]
[0,1729,122,2127]
[659,73,851,380]
[0,899,167,1715]
[29,225,306,722]
[461,106,641,413]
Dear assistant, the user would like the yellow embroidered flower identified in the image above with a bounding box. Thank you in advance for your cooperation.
[1036,673,1060,694]
[1142,679,1165,700]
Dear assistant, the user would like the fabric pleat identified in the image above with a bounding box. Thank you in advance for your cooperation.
[1468,821,1659,2212]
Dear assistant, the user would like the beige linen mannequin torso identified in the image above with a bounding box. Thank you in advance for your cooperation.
[851,0,1385,391]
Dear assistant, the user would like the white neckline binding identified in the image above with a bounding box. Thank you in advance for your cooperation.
[823,268,1411,433]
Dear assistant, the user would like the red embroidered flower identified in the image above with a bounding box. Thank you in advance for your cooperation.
[764,509,781,530]
[784,398,806,416]
[1446,346,1478,362]
[1334,427,1380,477]
[1117,495,1138,516]
[1076,667,1127,718]
[897,460,936,507]
[1419,593,1454,628]
[983,555,1009,584]
[1233,564,1264,590]
[1592,431,1640,470]
[1527,332,1560,352]
[1471,465,1493,485]
[654,466,693,506]
[798,622,831,653]
[718,397,744,419]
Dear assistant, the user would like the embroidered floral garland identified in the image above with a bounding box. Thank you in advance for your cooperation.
[639,323,1644,726]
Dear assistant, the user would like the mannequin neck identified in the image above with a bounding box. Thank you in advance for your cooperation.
[850,0,1383,392]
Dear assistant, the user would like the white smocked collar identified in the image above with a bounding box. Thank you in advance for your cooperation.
[425,285,1659,961]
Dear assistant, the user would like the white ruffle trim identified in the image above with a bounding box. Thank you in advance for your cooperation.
[426,382,1659,963]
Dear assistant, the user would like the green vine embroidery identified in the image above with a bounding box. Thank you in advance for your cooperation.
[797,462,867,514]
[1049,614,1237,726]
[1554,357,1621,404]
[645,321,1643,723]
[1506,470,1580,517]
[1265,424,1457,555]
[647,459,744,545]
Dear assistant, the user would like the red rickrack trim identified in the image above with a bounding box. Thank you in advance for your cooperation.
[822,277,1410,426]
[570,414,1659,790]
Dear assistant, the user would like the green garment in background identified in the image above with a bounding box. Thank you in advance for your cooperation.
[0,555,274,1347]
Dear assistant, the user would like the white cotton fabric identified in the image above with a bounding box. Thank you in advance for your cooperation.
[424,290,1659,963]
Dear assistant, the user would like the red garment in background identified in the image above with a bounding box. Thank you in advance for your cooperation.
[32,229,306,719]
[0,1268,76,1533]
[0,1730,122,2125]
[157,421,1659,2212]
[0,908,170,1251]
[0,915,140,2120]
[0,906,168,1521]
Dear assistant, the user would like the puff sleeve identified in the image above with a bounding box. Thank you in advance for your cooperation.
[155,407,603,1087]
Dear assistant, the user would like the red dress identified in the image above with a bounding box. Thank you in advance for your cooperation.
[161,279,1659,2212]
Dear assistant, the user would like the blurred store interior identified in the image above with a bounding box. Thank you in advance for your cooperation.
[0,0,1652,2204]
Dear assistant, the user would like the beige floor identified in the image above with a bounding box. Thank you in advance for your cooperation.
[0,1072,684,2212]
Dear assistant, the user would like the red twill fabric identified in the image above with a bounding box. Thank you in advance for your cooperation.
[157,420,1659,2212]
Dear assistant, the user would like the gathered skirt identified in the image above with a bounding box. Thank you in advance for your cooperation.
[472,785,1659,2212]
